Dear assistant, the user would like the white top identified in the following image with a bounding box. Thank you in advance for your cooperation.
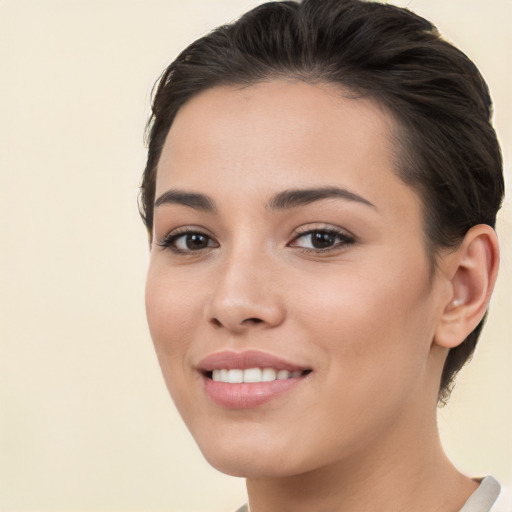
[461,476,501,512]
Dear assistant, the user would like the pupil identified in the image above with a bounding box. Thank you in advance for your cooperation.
[312,231,335,249]
[186,234,208,249]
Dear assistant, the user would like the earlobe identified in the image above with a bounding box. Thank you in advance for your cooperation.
[434,224,500,349]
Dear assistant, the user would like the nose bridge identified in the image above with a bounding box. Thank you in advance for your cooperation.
[206,237,285,331]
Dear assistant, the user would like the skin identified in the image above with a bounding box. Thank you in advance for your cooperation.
[145,80,498,512]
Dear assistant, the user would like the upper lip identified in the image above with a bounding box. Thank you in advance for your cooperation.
[197,350,310,372]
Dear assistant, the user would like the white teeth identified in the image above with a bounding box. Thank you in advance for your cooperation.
[262,368,277,381]
[227,369,244,383]
[210,367,304,383]
[243,368,262,383]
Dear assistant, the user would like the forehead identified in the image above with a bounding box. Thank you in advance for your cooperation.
[156,80,417,221]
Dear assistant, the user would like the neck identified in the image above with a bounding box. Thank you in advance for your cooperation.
[245,410,477,512]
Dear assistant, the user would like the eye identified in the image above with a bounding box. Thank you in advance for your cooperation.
[157,230,219,253]
[290,228,354,251]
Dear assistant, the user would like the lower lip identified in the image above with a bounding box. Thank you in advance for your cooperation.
[203,376,305,409]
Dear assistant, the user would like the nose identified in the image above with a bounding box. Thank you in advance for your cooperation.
[205,251,286,334]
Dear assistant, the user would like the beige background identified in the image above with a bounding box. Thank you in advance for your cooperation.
[0,1,510,511]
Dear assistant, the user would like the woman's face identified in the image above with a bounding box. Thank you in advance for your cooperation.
[145,80,450,478]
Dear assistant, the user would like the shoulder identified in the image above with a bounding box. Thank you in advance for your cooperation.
[491,481,512,512]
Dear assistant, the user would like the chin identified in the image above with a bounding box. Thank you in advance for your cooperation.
[191,425,324,479]
[202,449,302,479]
[196,435,280,477]
[203,453,274,478]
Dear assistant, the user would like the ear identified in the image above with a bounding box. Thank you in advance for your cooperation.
[434,224,500,349]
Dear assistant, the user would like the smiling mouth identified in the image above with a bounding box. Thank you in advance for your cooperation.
[202,368,312,408]
[198,350,313,407]
[206,368,312,383]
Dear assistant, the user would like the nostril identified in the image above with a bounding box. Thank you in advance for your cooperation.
[211,318,223,327]
[243,317,264,325]
[208,315,269,331]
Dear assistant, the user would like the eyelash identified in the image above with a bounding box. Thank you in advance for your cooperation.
[290,227,355,253]
[156,228,218,254]
[156,226,355,255]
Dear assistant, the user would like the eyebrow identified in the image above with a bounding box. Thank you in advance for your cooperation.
[153,186,375,213]
[266,187,376,211]
[154,189,217,212]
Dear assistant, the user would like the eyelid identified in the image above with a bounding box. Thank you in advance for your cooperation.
[289,224,356,251]
[291,223,356,240]
[156,226,219,253]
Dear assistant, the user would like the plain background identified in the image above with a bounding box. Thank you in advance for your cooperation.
[0,1,511,511]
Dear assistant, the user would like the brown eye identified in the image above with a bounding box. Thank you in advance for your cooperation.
[158,230,219,253]
[182,233,210,250]
[290,229,355,251]
[310,231,337,249]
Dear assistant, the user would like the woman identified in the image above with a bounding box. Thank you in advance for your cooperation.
[140,0,505,510]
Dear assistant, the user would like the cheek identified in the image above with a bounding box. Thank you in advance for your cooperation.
[289,269,436,449]
[145,263,206,419]
[292,257,435,375]
[145,263,199,364]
